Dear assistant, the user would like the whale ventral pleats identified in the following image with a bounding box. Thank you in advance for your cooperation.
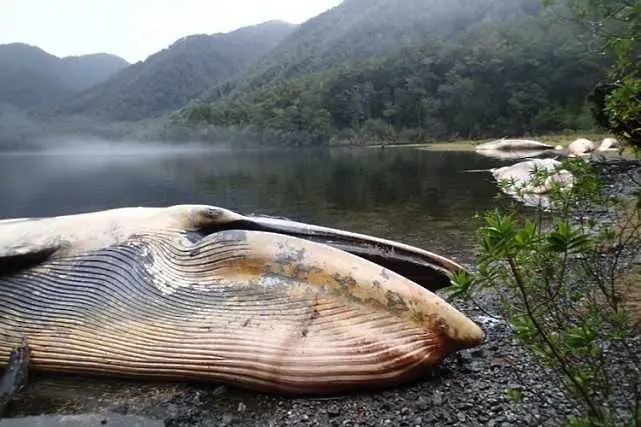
[0,204,483,395]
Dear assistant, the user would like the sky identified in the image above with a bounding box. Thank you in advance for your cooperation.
[0,0,342,63]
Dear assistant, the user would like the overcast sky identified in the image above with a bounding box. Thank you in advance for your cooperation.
[1,0,342,63]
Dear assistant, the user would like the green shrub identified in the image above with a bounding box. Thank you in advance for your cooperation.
[447,158,641,426]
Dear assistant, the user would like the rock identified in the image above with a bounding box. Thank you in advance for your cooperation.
[328,405,341,417]
[598,137,619,152]
[221,414,234,426]
[0,414,162,426]
[415,396,429,411]
[567,138,595,157]
[432,393,443,406]
[471,349,485,358]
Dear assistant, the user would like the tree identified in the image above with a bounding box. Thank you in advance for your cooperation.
[545,0,641,147]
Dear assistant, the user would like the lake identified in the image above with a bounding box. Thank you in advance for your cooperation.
[0,144,512,266]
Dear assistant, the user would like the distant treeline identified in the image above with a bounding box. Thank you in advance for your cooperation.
[178,17,606,146]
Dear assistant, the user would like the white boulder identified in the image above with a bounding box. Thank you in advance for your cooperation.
[567,138,595,157]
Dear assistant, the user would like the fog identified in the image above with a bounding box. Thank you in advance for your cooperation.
[11,139,232,157]
[0,104,239,152]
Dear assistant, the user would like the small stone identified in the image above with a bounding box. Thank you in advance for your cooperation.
[221,414,233,426]
[471,348,485,357]
[328,405,341,417]
[416,396,429,410]
[432,393,443,406]
[211,386,226,396]
[459,351,473,362]
[237,402,247,413]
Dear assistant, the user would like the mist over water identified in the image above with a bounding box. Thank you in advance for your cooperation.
[0,138,508,263]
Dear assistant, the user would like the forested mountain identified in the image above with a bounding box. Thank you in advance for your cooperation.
[196,0,543,104]
[46,21,296,121]
[0,43,128,108]
[59,53,130,92]
[177,0,605,145]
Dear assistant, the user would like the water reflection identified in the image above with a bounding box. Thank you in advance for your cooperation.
[0,146,507,263]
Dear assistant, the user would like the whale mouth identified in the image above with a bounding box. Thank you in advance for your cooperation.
[189,210,467,292]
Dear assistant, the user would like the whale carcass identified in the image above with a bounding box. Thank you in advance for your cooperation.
[0,205,484,396]
[491,159,574,207]
[475,139,555,152]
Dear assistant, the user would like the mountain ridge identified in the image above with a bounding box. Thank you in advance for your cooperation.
[0,43,129,108]
[193,0,543,106]
[42,20,297,121]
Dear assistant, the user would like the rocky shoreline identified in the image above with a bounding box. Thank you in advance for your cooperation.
[3,158,641,427]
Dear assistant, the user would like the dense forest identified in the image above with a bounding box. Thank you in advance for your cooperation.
[43,21,296,121]
[196,0,544,105]
[176,3,606,145]
[0,44,128,108]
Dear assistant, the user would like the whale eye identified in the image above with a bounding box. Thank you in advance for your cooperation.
[199,206,238,225]
[205,207,224,219]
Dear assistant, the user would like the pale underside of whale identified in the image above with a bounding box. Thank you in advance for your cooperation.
[476,139,554,152]
[491,159,574,208]
[0,205,484,395]
[474,149,552,160]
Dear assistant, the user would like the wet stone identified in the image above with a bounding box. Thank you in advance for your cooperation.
[328,405,341,417]
[432,393,443,406]
[0,414,162,426]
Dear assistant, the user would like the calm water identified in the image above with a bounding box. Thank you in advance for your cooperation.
[0,145,513,264]
[0,142,526,417]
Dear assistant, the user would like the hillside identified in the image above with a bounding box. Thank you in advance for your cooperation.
[195,0,543,104]
[46,21,296,122]
[59,53,130,92]
[0,43,128,108]
[177,1,606,146]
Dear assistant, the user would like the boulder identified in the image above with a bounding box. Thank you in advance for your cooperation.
[597,137,619,152]
[567,138,595,157]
